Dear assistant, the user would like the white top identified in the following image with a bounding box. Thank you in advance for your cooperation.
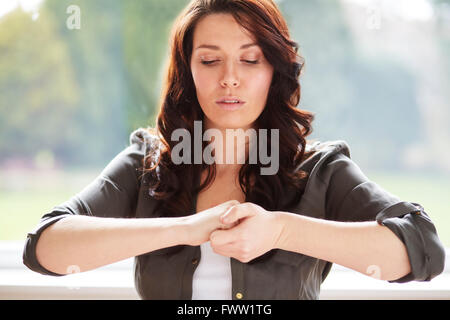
[191,241,232,300]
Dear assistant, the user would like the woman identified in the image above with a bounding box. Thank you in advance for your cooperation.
[23,0,445,300]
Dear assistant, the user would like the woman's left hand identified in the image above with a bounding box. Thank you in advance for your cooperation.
[209,202,284,263]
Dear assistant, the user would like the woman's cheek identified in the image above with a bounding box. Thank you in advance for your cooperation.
[250,72,272,104]
[194,71,215,99]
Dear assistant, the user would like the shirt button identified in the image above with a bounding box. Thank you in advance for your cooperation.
[191,258,199,265]
[235,292,243,299]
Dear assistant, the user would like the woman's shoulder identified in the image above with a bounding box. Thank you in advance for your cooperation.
[305,139,350,157]
[127,127,164,167]
[298,139,352,173]
[129,127,162,148]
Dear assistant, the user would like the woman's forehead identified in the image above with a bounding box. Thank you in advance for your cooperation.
[192,14,256,49]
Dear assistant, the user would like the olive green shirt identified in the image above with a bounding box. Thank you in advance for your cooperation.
[23,128,446,299]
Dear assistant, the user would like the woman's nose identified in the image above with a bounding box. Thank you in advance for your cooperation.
[220,78,239,87]
[220,64,240,88]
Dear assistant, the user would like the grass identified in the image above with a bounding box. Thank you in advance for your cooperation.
[1,169,449,247]
[0,189,81,241]
[365,171,450,247]
[0,168,99,242]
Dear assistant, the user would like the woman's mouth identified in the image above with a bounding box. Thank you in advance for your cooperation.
[216,98,246,111]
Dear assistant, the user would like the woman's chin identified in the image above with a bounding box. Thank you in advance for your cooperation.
[209,121,252,131]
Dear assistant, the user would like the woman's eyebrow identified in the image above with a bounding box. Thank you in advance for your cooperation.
[194,42,258,51]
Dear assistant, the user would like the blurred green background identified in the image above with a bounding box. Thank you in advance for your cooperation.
[0,0,449,246]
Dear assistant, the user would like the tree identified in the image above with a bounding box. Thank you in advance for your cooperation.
[279,0,421,170]
[0,8,79,165]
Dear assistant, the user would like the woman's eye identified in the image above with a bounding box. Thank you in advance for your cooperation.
[200,60,259,65]
[201,60,218,65]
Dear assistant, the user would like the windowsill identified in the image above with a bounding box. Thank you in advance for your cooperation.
[1,241,449,300]
[320,265,450,300]
[0,267,140,300]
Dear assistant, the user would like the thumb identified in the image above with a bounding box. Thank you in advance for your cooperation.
[224,199,240,207]
[216,200,240,211]
[220,204,255,225]
[221,200,240,215]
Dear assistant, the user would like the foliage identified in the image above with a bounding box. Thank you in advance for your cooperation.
[279,0,422,170]
[0,0,448,172]
[0,8,79,162]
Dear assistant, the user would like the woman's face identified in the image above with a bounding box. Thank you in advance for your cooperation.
[190,13,274,131]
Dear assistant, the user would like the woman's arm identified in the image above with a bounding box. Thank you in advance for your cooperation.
[210,202,411,281]
[36,215,186,275]
[211,149,444,283]
[274,211,411,281]
[36,200,239,275]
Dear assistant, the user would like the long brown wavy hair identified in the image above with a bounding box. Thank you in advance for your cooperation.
[142,0,315,217]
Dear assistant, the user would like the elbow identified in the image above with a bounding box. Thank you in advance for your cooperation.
[380,242,413,282]
[377,208,446,283]
[35,233,67,276]
[425,234,446,281]
[23,221,70,277]
[23,232,67,277]
[416,216,447,282]
[387,230,446,283]
[382,260,412,282]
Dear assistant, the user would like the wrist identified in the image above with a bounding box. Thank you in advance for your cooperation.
[273,211,288,250]
[174,216,193,246]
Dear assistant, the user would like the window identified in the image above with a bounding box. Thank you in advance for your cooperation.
[1,0,449,299]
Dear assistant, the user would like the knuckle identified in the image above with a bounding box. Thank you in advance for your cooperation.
[211,245,221,254]
[240,245,250,255]
[223,206,237,219]
[239,255,250,263]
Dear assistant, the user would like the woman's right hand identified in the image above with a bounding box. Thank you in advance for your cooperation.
[182,200,240,246]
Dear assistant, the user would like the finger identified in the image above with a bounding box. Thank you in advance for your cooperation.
[210,241,238,258]
[210,228,235,247]
[220,219,239,230]
[211,240,253,263]
[218,206,240,229]
[211,200,240,216]
[220,199,240,208]
[221,204,255,225]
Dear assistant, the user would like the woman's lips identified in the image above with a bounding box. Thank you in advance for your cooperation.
[216,101,246,111]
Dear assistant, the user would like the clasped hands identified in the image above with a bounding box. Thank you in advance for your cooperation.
[183,200,285,263]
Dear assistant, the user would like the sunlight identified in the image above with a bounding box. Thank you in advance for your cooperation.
[0,0,18,18]
[0,0,44,20]
[342,0,434,21]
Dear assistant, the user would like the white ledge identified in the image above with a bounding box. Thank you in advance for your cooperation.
[1,241,449,300]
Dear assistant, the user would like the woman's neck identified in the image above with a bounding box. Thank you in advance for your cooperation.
[204,122,255,175]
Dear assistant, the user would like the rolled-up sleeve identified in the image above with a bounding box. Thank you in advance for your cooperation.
[323,151,446,283]
[377,202,445,282]
[22,128,152,276]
